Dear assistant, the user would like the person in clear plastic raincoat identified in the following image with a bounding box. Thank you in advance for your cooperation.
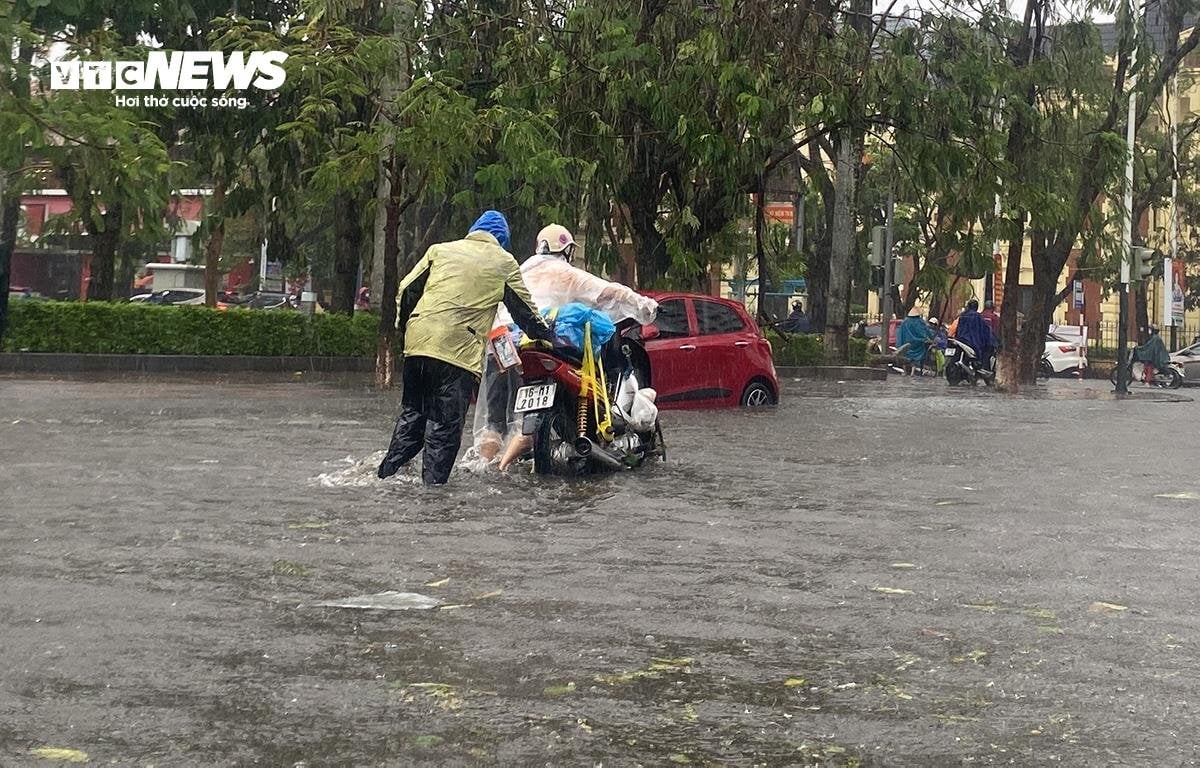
[464,224,659,470]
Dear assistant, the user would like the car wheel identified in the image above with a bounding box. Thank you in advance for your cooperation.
[1038,359,1054,379]
[740,381,775,407]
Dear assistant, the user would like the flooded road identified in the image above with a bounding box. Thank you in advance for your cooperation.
[2,373,1200,765]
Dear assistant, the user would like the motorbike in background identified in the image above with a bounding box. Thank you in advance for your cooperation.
[1109,359,1184,389]
[944,338,995,386]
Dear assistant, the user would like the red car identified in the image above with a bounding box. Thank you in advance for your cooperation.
[638,292,779,408]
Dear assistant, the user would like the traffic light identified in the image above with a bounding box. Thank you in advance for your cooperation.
[1130,246,1156,282]
[870,225,886,267]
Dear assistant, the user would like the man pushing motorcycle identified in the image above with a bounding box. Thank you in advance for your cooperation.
[377,210,554,485]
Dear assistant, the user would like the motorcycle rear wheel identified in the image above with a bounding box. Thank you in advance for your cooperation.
[532,398,587,476]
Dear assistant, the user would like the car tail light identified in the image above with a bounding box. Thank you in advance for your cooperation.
[540,357,558,372]
[1058,345,1075,353]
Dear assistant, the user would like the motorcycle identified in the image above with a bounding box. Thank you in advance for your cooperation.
[502,320,666,475]
[1109,359,1184,389]
[944,338,995,386]
[890,340,941,376]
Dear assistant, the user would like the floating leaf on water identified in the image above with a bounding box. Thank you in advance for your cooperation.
[683,703,698,722]
[543,682,576,696]
[669,754,692,764]
[31,747,88,763]
[1088,601,1129,614]
[890,562,917,569]
[272,559,309,578]
[576,717,593,732]
[474,589,503,600]
[316,591,441,611]
[934,500,955,506]
[650,656,693,670]
[870,586,913,595]
[784,677,807,687]
[959,603,999,613]
[966,649,988,663]
[835,682,858,690]
[424,577,450,588]
[438,604,471,611]
[1155,492,1200,500]
[411,734,444,748]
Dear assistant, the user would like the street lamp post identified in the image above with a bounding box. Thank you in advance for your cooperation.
[1116,11,1138,395]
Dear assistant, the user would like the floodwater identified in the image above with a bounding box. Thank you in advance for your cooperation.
[2,373,1200,766]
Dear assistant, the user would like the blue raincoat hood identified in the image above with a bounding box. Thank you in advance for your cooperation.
[468,210,511,251]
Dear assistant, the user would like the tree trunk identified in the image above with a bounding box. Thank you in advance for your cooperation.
[88,202,124,302]
[824,130,857,363]
[754,178,770,323]
[0,183,16,346]
[994,215,1026,392]
[376,157,402,389]
[332,194,361,315]
[204,180,227,308]
[1016,230,1053,381]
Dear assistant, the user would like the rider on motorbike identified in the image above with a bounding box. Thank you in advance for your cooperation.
[1132,324,1171,384]
[470,224,658,469]
[952,299,998,372]
[895,307,935,374]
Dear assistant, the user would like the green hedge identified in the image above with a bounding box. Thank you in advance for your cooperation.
[3,301,379,356]
[768,331,868,366]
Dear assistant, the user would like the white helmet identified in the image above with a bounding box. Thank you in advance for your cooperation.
[535,224,576,261]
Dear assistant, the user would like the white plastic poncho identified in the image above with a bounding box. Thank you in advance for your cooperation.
[460,255,659,471]
[492,254,658,328]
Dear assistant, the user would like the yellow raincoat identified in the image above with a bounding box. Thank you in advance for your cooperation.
[396,231,548,376]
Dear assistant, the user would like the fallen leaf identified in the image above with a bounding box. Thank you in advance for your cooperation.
[424,577,450,587]
[474,589,503,600]
[784,677,807,687]
[890,562,917,569]
[543,682,576,696]
[412,734,444,748]
[871,586,913,595]
[1088,601,1129,614]
[31,747,88,763]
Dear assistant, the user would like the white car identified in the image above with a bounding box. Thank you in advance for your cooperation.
[1042,332,1087,376]
[1170,340,1200,383]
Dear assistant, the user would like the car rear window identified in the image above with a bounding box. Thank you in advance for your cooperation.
[655,299,690,338]
[695,300,746,335]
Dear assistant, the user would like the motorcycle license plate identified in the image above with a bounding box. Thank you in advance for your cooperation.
[513,383,557,413]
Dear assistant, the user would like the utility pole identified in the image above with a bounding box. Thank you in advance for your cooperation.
[1116,5,1138,395]
[880,180,895,327]
[1168,75,1179,351]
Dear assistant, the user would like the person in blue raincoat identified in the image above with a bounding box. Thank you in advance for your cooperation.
[952,299,998,370]
[895,307,934,373]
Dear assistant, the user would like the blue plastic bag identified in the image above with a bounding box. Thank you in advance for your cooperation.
[546,302,615,351]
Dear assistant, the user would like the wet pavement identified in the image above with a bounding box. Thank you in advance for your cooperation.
[2,373,1200,766]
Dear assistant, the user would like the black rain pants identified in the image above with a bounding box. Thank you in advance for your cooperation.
[378,355,478,485]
